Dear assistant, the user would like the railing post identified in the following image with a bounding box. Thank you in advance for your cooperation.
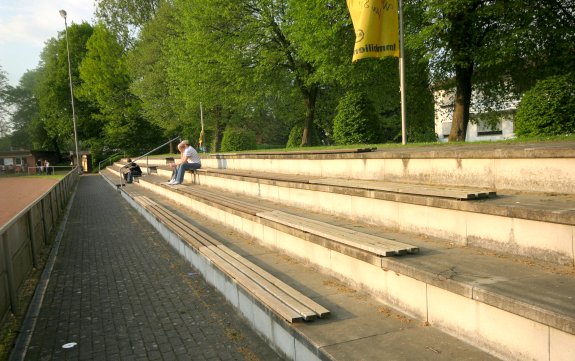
[2,232,19,314]
[27,211,39,268]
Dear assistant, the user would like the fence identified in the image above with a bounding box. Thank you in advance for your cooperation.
[0,168,79,327]
[26,165,76,176]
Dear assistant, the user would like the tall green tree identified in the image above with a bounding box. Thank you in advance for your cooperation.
[35,22,94,153]
[78,23,161,156]
[95,0,161,47]
[289,0,435,142]
[411,0,575,141]
[170,0,321,147]
[0,66,12,138]
[127,2,183,151]
[5,70,41,149]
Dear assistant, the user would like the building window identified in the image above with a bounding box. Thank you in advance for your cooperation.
[441,122,452,137]
[477,121,502,136]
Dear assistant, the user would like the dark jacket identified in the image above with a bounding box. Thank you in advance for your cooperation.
[128,162,142,175]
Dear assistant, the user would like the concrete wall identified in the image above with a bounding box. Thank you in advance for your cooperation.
[199,146,575,194]
[0,171,79,327]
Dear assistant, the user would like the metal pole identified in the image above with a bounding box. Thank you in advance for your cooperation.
[398,0,407,145]
[60,10,82,173]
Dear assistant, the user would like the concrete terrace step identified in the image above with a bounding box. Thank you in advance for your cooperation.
[129,162,575,266]
[102,166,575,361]
[99,168,500,361]
[203,142,575,195]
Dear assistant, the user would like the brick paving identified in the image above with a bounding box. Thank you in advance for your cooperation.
[21,175,282,361]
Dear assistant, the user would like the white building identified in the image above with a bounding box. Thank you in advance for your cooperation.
[434,89,518,142]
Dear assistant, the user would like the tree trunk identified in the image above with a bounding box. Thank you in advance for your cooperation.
[446,1,478,142]
[300,86,318,147]
[448,63,474,142]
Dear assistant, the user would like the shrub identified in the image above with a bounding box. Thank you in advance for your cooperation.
[286,124,321,148]
[515,74,575,137]
[333,91,381,145]
[220,127,257,152]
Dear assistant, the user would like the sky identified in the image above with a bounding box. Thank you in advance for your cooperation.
[0,0,95,86]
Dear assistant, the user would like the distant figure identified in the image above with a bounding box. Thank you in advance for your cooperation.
[37,159,43,174]
[124,159,142,183]
[44,160,51,175]
[168,140,201,185]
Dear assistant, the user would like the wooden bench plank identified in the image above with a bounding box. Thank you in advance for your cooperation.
[257,210,419,256]
[206,245,318,320]
[308,178,496,200]
[200,245,303,322]
[217,245,330,318]
[134,195,328,322]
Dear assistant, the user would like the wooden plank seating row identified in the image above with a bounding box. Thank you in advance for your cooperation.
[187,168,496,200]
[165,182,419,256]
[309,178,496,200]
[177,186,275,216]
[134,195,330,323]
[257,210,419,257]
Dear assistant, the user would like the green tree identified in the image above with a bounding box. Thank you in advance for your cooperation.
[95,0,160,47]
[170,0,321,147]
[515,74,575,137]
[410,0,575,142]
[5,70,41,149]
[289,0,435,143]
[0,66,12,137]
[78,23,160,156]
[35,22,94,153]
[127,2,182,151]
[220,127,257,152]
[333,91,381,145]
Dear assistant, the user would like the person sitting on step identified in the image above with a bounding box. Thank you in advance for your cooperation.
[124,159,142,183]
[168,141,187,183]
[168,140,201,185]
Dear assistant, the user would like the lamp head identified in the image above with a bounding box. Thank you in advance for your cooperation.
[59,9,67,19]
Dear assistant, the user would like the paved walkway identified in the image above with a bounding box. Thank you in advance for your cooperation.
[12,175,281,361]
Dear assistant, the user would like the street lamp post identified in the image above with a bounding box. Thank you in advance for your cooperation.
[59,9,82,174]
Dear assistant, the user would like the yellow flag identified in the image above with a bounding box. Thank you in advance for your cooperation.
[346,0,400,61]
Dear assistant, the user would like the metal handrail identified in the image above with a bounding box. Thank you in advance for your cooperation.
[98,152,124,173]
[118,136,180,187]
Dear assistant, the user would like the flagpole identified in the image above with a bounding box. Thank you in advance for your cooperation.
[399,0,407,145]
[199,102,205,152]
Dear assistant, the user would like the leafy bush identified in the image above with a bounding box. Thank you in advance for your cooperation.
[515,74,575,137]
[286,124,321,148]
[333,91,381,145]
[220,127,257,152]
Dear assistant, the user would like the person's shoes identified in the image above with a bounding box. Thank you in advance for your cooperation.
[167,179,177,185]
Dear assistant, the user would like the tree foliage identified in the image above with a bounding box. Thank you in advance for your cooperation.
[5,70,41,148]
[0,66,13,138]
[78,23,161,155]
[333,91,381,145]
[408,0,575,141]
[515,74,575,137]
[35,22,94,153]
[127,2,182,146]
[220,127,257,152]
[5,0,571,156]
[95,0,160,47]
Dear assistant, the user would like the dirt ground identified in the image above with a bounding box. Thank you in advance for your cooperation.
[0,177,59,227]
